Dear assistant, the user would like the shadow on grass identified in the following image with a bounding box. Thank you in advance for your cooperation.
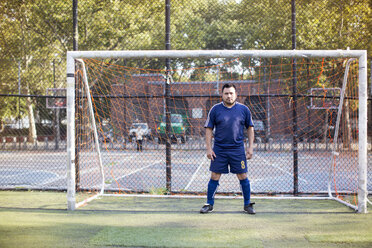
[0,206,356,215]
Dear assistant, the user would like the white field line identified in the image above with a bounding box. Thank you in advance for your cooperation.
[40,174,66,186]
[102,193,332,201]
[45,154,143,187]
[184,156,209,190]
[109,151,180,182]
[84,153,143,189]
[76,193,102,209]
[80,153,140,177]
[46,153,159,189]
[116,154,137,162]
[94,159,164,190]
[0,169,64,186]
[0,171,29,179]
[259,157,309,184]
[114,159,163,181]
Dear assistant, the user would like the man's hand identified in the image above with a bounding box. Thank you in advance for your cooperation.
[207,148,216,161]
[205,128,216,161]
[246,147,253,159]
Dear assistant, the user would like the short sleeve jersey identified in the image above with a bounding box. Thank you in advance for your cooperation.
[204,102,254,148]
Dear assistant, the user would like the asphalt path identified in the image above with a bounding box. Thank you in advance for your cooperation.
[1,148,370,194]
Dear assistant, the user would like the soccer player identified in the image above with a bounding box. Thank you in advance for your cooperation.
[200,83,255,214]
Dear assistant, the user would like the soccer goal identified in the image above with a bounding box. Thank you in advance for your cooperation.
[66,50,369,213]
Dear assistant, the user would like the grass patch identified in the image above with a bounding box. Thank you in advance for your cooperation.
[0,191,371,248]
[90,227,262,247]
[149,186,168,195]
[306,234,372,243]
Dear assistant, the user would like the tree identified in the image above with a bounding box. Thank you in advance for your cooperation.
[0,0,71,143]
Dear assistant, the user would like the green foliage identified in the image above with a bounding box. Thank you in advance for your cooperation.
[149,187,168,195]
[0,0,370,131]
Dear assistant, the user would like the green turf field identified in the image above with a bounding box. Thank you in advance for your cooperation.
[0,191,371,248]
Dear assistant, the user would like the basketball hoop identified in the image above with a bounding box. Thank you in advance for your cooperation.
[309,88,340,110]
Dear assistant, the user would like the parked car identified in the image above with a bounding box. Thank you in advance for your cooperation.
[157,114,187,144]
[129,123,151,141]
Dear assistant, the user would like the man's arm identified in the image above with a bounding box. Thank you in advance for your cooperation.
[205,128,216,161]
[246,126,254,159]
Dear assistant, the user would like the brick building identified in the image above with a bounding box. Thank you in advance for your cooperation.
[110,74,327,139]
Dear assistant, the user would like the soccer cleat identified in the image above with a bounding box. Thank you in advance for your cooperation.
[200,204,213,214]
[244,202,256,214]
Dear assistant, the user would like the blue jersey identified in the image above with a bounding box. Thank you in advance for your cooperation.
[204,102,254,148]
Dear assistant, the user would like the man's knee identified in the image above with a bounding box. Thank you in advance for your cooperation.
[236,173,247,180]
[211,172,221,181]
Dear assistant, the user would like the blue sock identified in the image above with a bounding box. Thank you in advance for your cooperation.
[207,179,219,206]
[240,178,251,206]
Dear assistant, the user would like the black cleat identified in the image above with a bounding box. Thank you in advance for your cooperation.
[244,202,256,214]
[200,204,213,214]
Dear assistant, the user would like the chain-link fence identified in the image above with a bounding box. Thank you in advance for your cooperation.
[0,0,371,194]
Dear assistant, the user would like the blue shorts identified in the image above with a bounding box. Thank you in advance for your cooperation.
[210,145,248,174]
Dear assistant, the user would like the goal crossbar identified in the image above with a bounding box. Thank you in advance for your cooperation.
[67,49,366,60]
[66,50,368,213]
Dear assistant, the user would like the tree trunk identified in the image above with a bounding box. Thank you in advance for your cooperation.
[0,120,4,133]
[26,90,37,145]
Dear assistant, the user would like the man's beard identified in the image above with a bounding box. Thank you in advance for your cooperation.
[223,99,236,107]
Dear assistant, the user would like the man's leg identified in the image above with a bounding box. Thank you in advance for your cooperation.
[207,172,221,205]
[237,173,255,214]
[200,172,221,213]
[237,173,250,206]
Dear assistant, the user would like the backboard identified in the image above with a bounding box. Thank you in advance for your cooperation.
[309,88,340,110]
[46,88,66,109]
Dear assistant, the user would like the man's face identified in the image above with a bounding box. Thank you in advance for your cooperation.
[222,87,237,107]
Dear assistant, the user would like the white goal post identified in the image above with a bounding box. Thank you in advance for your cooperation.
[66,50,368,212]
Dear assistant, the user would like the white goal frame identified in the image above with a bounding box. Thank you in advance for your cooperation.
[66,50,368,213]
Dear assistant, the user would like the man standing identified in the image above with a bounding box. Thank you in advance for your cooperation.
[200,83,255,214]
[135,126,144,152]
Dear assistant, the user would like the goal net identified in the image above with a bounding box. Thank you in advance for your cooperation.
[66,50,369,212]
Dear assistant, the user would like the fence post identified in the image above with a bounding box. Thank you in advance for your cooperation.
[291,0,299,195]
[165,0,172,193]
